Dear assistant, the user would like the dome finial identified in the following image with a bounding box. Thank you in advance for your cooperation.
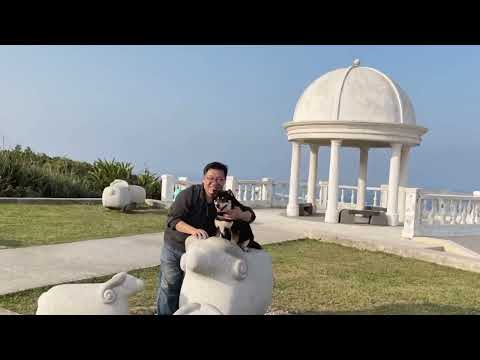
[353,58,360,67]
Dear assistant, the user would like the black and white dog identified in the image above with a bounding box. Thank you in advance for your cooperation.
[213,190,262,252]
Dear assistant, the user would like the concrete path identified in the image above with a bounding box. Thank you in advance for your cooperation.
[2,209,480,298]
[0,233,164,295]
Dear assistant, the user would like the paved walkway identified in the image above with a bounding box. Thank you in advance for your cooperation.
[0,233,163,296]
[2,209,480,299]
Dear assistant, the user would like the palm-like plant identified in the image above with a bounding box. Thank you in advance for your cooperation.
[87,159,134,192]
[135,168,162,199]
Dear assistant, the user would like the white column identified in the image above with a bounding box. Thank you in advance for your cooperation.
[398,146,411,223]
[307,144,319,213]
[356,147,369,210]
[325,140,342,223]
[286,141,301,217]
[387,143,402,226]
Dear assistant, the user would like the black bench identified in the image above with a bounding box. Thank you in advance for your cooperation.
[365,206,387,212]
[339,208,387,225]
[298,202,314,216]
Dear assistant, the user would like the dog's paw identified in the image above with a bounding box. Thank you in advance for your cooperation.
[240,245,249,252]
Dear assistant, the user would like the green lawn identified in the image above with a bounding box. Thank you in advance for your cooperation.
[0,204,167,247]
[2,239,480,315]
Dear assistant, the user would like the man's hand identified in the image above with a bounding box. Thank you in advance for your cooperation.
[191,228,209,239]
[222,207,251,222]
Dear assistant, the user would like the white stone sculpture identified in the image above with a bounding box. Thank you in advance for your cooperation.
[174,236,273,315]
[36,272,145,315]
[102,179,146,211]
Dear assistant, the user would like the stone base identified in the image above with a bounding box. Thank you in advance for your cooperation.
[325,208,339,224]
[387,212,399,226]
[286,204,299,217]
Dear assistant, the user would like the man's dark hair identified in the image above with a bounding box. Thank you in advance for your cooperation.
[203,162,228,177]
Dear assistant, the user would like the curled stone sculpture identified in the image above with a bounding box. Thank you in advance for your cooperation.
[36,272,145,315]
[174,236,273,315]
[102,179,146,212]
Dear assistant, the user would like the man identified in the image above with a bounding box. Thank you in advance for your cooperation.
[155,161,256,315]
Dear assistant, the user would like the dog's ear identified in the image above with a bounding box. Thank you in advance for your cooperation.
[227,189,236,198]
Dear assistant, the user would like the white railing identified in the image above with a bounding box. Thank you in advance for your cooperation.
[160,175,194,201]
[236,180,264,201]
[173,177,193,196]
[160,174,386,211]
[402,189,480,238]
[231,178,383,210]
[271,181,289,208]
[369,187,382,208]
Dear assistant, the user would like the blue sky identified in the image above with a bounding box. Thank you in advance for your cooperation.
[1,45,479,192]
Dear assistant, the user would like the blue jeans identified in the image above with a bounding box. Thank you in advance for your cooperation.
[155,244,185,315]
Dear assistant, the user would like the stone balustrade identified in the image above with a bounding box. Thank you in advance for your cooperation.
[160,175,384,211]
[402,189,480,239]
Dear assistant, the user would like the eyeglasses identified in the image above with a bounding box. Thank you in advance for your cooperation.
[205,176,225,183]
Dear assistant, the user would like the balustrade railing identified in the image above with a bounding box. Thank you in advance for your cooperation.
[402,189,480,238]
[161,175,385,211]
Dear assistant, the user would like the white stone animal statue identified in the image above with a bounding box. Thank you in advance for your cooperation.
[36,272,145,315]
[174,236,273,315]
[102,179,146,212]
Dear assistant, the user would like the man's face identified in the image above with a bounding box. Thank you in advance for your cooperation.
[202,169,226,198]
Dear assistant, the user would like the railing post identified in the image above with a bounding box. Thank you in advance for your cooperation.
[474,192,480,224]
[318,181,328,210]
[161,174,175,202]
[402,188,423,239]
[225,176,238,196]
[380,184,388,208]
[460,201,467,224]
[451,200,458,224]
[262,177,273,207]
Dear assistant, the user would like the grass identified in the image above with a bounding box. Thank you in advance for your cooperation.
[0,204,167,247]
[2,239,480,315]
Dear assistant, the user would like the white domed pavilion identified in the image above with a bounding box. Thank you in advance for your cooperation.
[283,59,428,226]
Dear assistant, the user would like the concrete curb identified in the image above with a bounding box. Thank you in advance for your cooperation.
[0,197,170,208]
[0,197,102,205]
[0,308,19,315]
[315,234,480,274]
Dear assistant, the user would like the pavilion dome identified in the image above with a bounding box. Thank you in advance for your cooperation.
[292,59,416,125]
